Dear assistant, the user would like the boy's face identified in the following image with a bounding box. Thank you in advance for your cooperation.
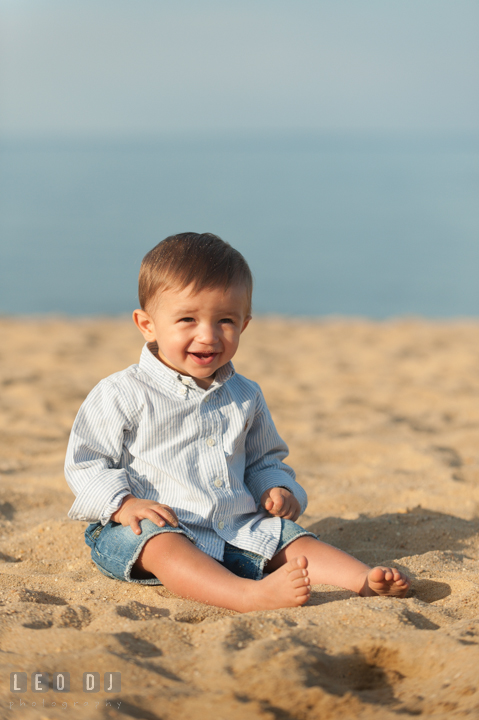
[133,283,251,389]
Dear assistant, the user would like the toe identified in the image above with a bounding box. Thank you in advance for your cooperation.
[295,555,308,571]
[296,593,310,606]
[288,568,308,582]
[285,556,308,574]
[369,567,386,583]
[295,585,311,598]
[292,576,311,589]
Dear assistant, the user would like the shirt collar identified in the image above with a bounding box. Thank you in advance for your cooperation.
[139,342,235,393]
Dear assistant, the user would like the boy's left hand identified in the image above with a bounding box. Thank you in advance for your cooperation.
[261,487,301,521]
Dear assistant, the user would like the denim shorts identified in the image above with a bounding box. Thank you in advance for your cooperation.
[84,518,317,585]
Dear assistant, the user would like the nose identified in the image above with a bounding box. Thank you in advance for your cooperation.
[197,322,218,345]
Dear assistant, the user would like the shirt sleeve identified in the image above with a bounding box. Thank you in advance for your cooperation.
[243,387,308,514]
[64,379,133,525]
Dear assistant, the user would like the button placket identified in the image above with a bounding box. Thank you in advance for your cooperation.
[199,391,225,532]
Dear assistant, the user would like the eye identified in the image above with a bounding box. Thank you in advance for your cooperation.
[179,317,195,323]
[219,318,235,324]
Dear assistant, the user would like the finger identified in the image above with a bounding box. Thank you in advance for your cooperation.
[269,506,283,517]
[169,508,179,524]
[130,517,142,535]
[155,507,178,526]
[159,505,179,524]
[273,495,285,512]
[284,507,300,521]
[290,501,301,521]
[145,510,167,527]
[281,498,295,516]
[264,499,274,511]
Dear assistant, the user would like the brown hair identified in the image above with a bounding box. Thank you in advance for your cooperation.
[138,232,253,312]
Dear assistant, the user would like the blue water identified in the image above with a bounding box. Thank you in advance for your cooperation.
[1,133,478,317]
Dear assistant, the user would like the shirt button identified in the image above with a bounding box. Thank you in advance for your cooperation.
[214,477,223,487]
[206,437,216,447]
[181,377,190,385]
[179,386,187,395]
[218,521,225,530]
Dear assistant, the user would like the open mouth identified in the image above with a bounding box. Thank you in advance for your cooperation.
[189,352,217,365]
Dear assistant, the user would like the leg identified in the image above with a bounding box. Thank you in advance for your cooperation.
[266,536,410,597]
[134,532,312,612]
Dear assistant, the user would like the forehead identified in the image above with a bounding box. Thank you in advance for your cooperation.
[153,282,250,315]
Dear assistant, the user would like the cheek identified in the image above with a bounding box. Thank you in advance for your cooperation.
[224,329,241,347]
[162,333,186,354]
[172,336,188,352]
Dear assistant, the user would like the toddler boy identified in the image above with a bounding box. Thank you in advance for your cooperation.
[65,232,410,611]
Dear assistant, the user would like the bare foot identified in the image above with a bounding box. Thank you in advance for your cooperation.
[242,556,311,612]
[360,566,410,598]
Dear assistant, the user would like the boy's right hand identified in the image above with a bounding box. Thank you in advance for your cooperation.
[110,495,179,535]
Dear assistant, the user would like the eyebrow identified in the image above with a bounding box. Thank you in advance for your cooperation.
[175,308,243,319]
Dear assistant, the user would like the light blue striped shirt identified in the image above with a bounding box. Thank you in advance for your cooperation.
[65,342,308,561]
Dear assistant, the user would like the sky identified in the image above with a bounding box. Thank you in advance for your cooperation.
[1,0,478,137]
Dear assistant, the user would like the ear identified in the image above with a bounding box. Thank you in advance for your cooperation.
[241,315,252,333]
[132,309,157,341]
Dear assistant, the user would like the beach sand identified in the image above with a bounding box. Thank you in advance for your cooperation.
[1,316,479,719]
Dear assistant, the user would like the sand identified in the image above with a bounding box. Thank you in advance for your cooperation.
[1,315,479,719]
